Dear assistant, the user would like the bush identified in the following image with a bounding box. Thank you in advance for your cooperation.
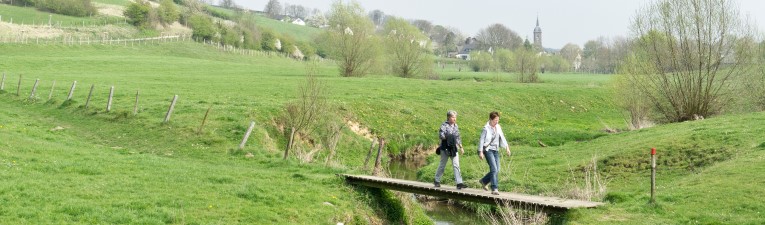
[124,0,155,29]
[157,0,179,25]
[187,14,216,41]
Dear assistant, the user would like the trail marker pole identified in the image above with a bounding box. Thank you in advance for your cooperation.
[1,72,5,91]
[650,148,657,204]
[239,121,256,150]
[16,75,22,96]
[163,95,178,123]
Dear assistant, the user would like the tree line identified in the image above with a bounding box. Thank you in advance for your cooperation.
[1,0,97,17]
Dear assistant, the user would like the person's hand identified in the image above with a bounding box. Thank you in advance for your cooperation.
[506,149,512,157]
[479,151,485,160]
[460,147,465,155]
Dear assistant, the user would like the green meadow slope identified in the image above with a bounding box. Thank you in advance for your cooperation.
[1,41,763,224]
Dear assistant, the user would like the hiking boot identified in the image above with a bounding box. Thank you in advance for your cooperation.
[491,189,500,195]
[456,183,468,190]
[434,182,441,188]
[480,180,489,191]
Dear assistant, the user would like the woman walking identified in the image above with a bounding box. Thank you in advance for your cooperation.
[434,110,467,190]
[478,111,511,195]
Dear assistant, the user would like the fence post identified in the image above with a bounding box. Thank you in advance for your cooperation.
[163,95,178,123]
[198,105,211,133]
[16,75,22,96]
[106,86,114,112]
[283,127,296,160]
[239,121,256,150]
[372,138,385,176]
[1,72,5,91]
[47,80,56,100]
[363,138,376,169]
[66,81,76,100]
[650,148,657,204]
[29,79,39,100]
[133,90,139,116]
[84,84,95,108]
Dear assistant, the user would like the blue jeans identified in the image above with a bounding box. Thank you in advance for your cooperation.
[480,150,500,190]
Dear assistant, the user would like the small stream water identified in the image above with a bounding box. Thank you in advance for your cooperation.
[387,160,483,225]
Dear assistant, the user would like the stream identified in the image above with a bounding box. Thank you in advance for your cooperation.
[387,160,483,225]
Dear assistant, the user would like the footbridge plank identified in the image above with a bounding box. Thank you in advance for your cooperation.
[341,174,603,211]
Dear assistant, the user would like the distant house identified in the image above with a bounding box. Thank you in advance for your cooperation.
[455,37,479,60]
[291,18,306,26]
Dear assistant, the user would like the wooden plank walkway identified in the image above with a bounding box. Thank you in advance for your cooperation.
[341,174,603,211]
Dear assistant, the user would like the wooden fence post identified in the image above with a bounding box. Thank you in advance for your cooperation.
[1,72,5,91]
[48,80,55,100]
[372,138,386,176]
[29,79,39,100]
[363,138,376,169]
[85,84,95,108]
[163,95,178,123]
[198,105,211,133]
[133,90,139,116]
[16,75,22,96]
[66,80,76,100]
[239,121,256,150]
[283,127,296,160]
[106,86,114,112]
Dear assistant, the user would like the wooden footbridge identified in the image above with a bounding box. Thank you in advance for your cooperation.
[341,174,603,212]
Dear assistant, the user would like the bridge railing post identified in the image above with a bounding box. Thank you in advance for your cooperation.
[363,137,376,170]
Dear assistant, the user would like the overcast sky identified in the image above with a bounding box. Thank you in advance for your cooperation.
[232,0,765,49]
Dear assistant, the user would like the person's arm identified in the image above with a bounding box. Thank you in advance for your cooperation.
[499,126,511,156]
[439,123,446,141]
[455,125,464,154]
[478,127,487,160]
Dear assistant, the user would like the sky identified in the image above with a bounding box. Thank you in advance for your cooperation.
[232,0,765,49]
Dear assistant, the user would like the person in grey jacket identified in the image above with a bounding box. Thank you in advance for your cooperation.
[434,110,467,190]
[477,111,511,195]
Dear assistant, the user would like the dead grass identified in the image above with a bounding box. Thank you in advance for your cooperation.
[479,201,549,225]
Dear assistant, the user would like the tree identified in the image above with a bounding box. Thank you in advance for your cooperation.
[560,43,581,66]
[188,14,215,41]
[621,0,758,122]
[282,73,327,160]
[264,0,282,19]
[411,19,433,34]
[495,49,514,72]
[476,23,522,51]
[515,48,538,83]
[124,0,155,29]
[322,0,380,77]
[368,9,385,27]
[306,11,328,28]
[158,0,179,25]
[383,17,432,78]
[219,0,236,9]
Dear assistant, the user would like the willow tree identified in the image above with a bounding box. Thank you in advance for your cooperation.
[322,0,380,77]
[622,0,758,122]
[383,17,432,78]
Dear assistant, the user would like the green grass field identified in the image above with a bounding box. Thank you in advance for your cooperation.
[0,4,126,27]
[1,42,763,224]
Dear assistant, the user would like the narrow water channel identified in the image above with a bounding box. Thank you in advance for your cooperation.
[387,160,483,225]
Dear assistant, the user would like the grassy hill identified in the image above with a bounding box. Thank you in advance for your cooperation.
[1,41,763,224]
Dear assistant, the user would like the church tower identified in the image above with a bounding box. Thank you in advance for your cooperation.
[533,16,542,50]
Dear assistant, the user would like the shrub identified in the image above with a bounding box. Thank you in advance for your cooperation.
[124,0,155,29]
[10,0,97,17]
[187,14,216,41]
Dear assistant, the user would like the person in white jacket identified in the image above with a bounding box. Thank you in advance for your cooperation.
[477,111,512,195]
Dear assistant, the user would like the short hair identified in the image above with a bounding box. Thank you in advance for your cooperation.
[447,110,457,118]
[489,111,500,120]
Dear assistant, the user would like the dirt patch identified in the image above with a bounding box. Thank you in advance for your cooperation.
[345,119,374,141]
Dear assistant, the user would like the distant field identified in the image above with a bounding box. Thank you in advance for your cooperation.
[205,6,322,43]
[0,3,126,27]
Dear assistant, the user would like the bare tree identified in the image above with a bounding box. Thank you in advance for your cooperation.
[282,73,327,160]
[322,0,381,77]
[623,0,758,122]
[411,19,433,34]
[368,9,385,27]
[219,0,236,9]
[476,23,522,51]
[515,48,539,83]
[264,0,282,19]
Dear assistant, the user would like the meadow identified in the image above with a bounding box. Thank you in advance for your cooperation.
[1,41,763,224]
